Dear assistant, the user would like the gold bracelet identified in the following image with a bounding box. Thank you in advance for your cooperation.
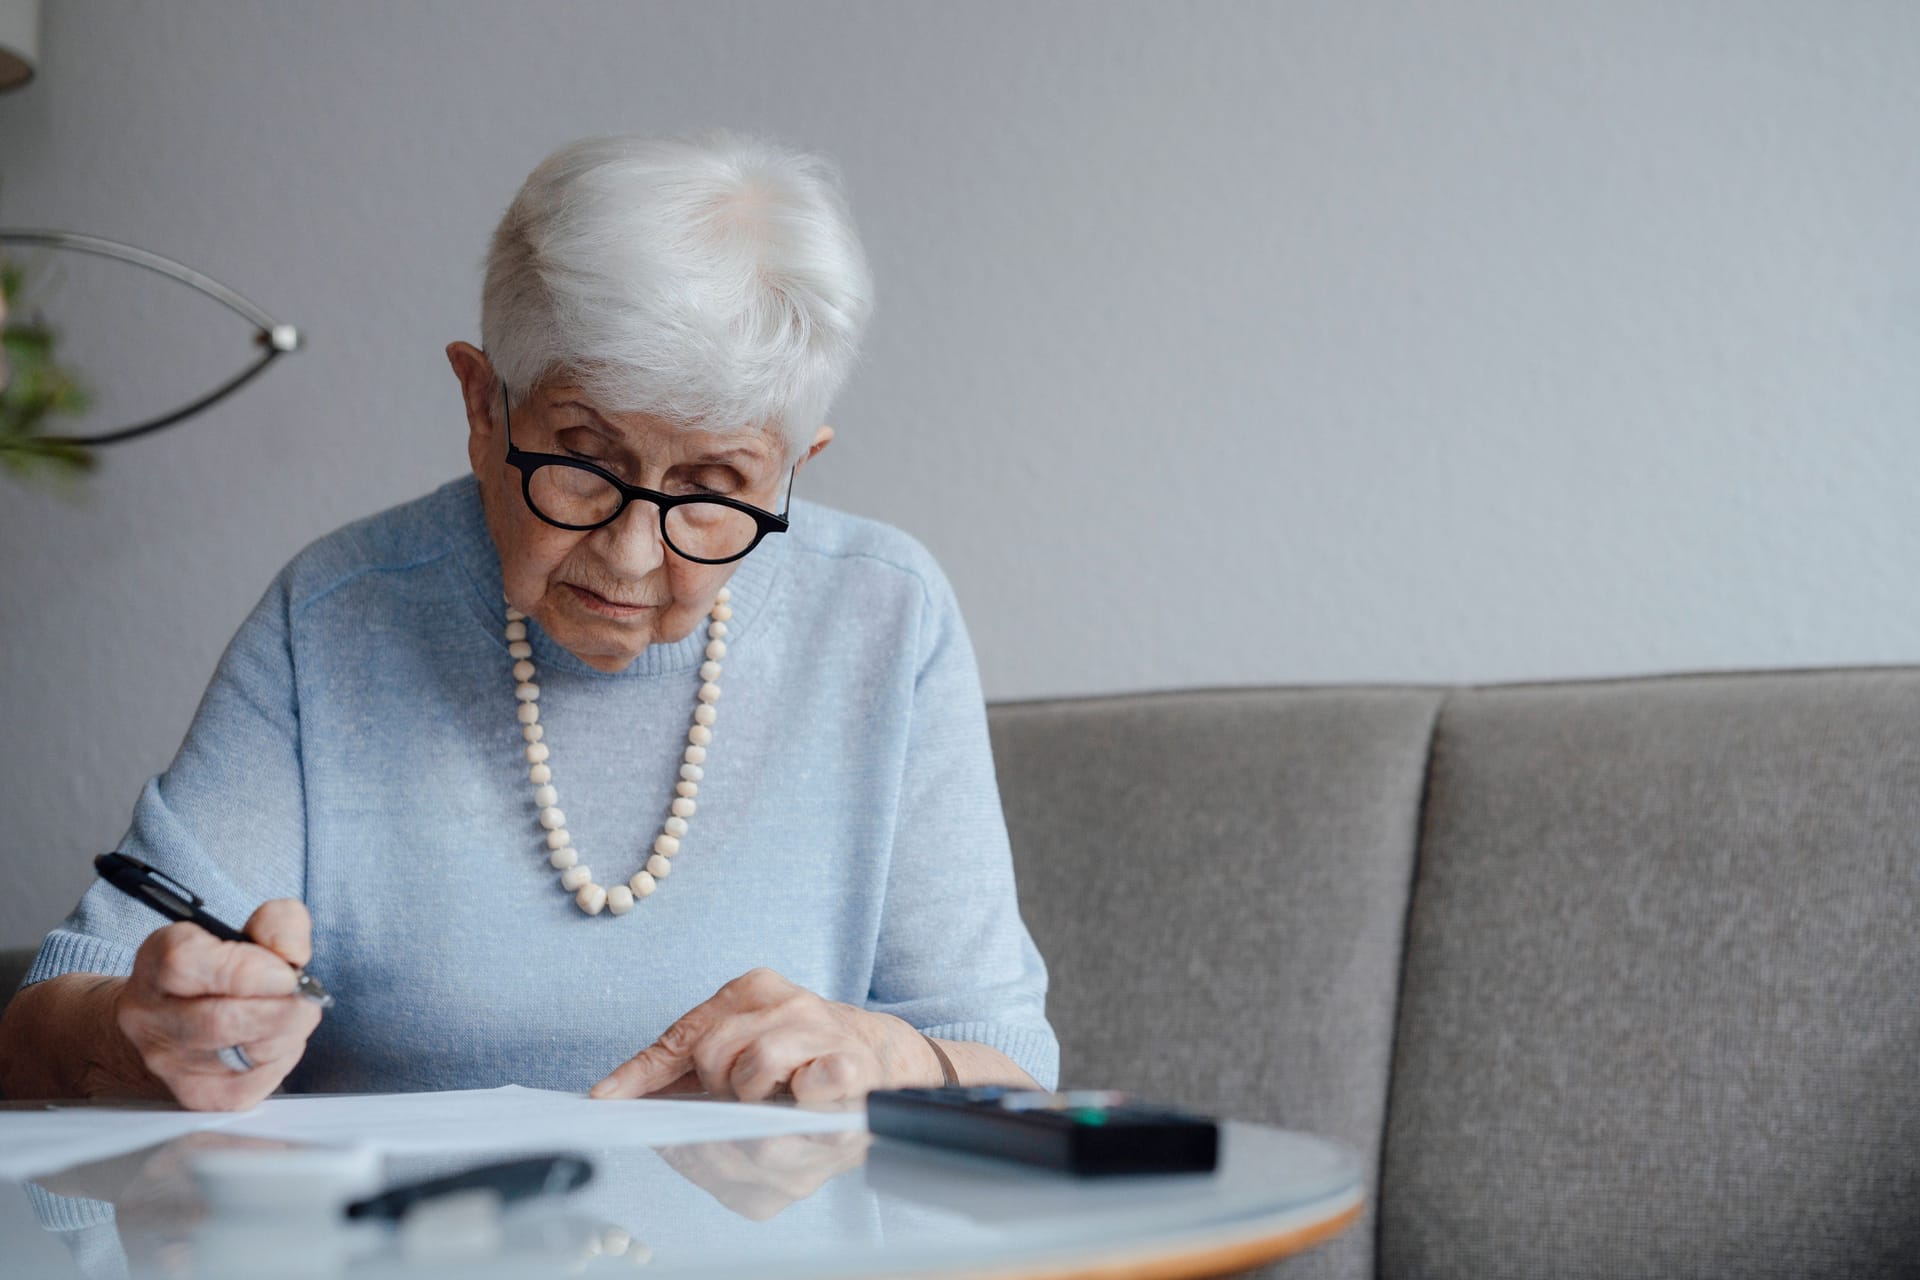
[922,1033,959,1087]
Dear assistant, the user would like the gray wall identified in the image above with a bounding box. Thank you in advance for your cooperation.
[1,1,1916,948]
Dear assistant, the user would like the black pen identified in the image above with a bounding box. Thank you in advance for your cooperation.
[345,1155,594,1220]
[94,851,335,1007]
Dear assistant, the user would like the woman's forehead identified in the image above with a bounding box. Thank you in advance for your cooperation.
[540,388,778,466]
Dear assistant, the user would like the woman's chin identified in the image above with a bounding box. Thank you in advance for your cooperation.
[563,638,647,673]
[543,610,653,671]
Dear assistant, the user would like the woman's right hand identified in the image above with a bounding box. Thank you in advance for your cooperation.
[114,899,323,1111]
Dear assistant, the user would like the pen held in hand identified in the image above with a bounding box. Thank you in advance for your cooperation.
[92,851,336,1007]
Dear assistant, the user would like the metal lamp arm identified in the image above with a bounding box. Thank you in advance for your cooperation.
[0,228,301,447]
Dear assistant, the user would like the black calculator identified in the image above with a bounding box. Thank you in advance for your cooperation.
[865,1086,1219,1176]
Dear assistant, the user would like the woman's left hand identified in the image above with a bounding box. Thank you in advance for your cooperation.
[589,968,940,1103]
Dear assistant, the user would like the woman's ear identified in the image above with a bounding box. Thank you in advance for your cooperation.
[796,424,835,474]
[447,342,498,443]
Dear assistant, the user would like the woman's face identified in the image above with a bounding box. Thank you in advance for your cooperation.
[450,343,827,673]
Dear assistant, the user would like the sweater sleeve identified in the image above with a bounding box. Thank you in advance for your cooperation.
[862,562,1060,1091]
[24,570,309,986]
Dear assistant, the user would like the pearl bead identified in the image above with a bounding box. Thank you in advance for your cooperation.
[517,702,539,724]
[630,871,657,897]
[675,781,698,799]
[715,587,731,604]
[505,621,527,641]
[533,785,558,808]
[680,763,704,782]
[698,682,722,704]
[688,725,712,747]
[700,661,721,682]
[705,640,727,661]
[529,763,551,785]
[526,743,549,763]
[647,853,672,878]
[575,883,607,915]
[509,641,532,659]
[693,704,717,727]
[664,816,689,837]
[505,606,525,622]
[523,724,544,742]
[513,660,536,682]
[516,682,540,702]
[561,865,593,891]
[712,604,733,622]
[670,797,696,819]
[709,621,728,638]
[684,745,707,765]
[653,834,680,856]
[549,846,578,870]
[546,828,571,849]
[606,885,634,915]
[539,806,566,830]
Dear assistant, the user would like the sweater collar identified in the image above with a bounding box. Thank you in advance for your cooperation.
[441,473,785,679]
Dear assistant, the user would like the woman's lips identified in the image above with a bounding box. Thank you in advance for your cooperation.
[565,584,653,618]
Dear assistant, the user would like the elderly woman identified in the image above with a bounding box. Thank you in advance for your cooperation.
[0,132,1056,1111]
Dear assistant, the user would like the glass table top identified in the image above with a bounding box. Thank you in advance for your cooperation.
[1,1112,1362,1280]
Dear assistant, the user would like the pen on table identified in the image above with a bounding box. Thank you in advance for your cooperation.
[93,851,335,1007]
[345,1154,594,1220]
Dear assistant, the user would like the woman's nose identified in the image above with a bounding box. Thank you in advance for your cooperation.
[594,499,666,574]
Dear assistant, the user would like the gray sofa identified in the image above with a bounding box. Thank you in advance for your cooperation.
[992,670,1920,1279]
[6,668,1918,1277]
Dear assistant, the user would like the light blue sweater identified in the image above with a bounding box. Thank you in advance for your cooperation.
[27,475,1058,1093]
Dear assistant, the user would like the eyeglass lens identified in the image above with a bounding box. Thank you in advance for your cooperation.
[526,465,760,561]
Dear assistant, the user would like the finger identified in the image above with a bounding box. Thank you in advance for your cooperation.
[590,970,792,1099]
[717,1184,793,1223]
[170,1073,275,1113]
[789,1052,870,1105]
[729,1027,826,1103]
[757,1136,872,1202]
[691,1009,788,1099]
[228,1027,313,1072]
[591,1007,715,1099]
[657,1144,795,1222]
[751,1130,872,1175]
[143,925,299,999]
[167,993,321,1052]
[244,899,312,968]
[650,1070,707,1096]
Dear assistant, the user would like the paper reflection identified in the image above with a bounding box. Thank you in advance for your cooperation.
[20,1125,885,1279]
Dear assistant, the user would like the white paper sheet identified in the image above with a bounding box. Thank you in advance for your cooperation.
[0,1086,865,1181]
[0,1106,236,1179]
[223,1086,865,1154]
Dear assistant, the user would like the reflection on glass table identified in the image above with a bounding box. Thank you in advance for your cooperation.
[4,1111,1361,1280]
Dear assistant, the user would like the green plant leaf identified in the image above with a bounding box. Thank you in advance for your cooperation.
[0,253,98,484]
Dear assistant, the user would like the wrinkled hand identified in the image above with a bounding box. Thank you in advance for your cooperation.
[590,968,939,1103]
[657,1130,873,1220]
[115,899,323,1111]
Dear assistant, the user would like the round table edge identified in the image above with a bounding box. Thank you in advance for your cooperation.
[922,1186,1366,1280]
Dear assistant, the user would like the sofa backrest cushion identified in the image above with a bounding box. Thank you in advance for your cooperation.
[991,687,1443,1280]
[1380,671,1920,1279]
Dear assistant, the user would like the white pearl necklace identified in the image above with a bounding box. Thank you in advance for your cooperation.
[504,587,732,916]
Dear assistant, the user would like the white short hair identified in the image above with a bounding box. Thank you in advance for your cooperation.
[481,131,873,462]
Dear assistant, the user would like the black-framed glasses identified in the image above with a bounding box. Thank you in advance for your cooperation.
[501,385,793,565]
